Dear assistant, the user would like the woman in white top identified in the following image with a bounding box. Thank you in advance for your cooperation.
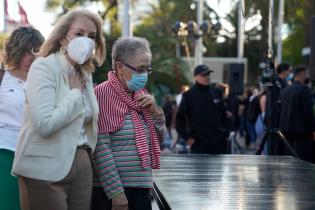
[0,26,44,210]
[12,9,105,210]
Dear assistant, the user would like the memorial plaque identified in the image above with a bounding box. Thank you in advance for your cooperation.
[153,155,315,210]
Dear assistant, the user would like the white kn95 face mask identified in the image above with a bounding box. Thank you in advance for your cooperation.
[66,36,95,64]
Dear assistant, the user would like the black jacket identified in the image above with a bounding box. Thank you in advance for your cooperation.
[279,81,315,133]
[246,95,260,123]
[265,76,288,128]
[176,82,229,146]
[225,94,241,131]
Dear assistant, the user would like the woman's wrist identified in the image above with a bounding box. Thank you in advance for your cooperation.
[152,106,163,116]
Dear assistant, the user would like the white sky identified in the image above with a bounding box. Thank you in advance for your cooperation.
[208,0,235,17]
[1,0,104,38]
[0,0,54,37]
[20,0,54,37]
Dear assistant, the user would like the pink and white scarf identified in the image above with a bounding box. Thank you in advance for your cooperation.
[95,71,160,169]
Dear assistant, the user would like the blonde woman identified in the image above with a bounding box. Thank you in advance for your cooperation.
[0,26,44,210]
[12,9,105,210]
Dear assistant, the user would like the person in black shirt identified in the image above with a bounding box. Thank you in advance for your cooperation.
[225,93,241,133]
[176,64,229,154]
[279,65,315,161]
[265,63,292,155]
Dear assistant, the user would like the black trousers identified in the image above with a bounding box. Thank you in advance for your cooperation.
[91,187,152,210]
[283,132,312,162]
[191,140,228,155]
[267,134,286,156]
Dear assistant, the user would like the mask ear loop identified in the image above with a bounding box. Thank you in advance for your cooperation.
[31,47,40,56]
[116,61,131,87]
[60,36,71,54]
[120,65,129,83]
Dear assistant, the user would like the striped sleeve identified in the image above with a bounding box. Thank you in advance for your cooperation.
[93,133,124,199]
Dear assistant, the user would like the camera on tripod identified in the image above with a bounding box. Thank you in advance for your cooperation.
[261,55,276,87]
[256,52,298,157]
[254,0,299,158]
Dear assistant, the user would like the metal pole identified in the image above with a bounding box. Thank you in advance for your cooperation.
[277,0,285,63]
[176,41,180,58]
[195,0,203,67]
[237,0,245,61]
[122,0,132,37]
[268,0,274,58]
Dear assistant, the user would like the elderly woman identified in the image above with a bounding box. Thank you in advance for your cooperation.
[12,9,105,210]
[92,37,166,210]
[0,26,44,210]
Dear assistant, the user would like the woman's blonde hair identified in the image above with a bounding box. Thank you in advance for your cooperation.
[39,9,106,72]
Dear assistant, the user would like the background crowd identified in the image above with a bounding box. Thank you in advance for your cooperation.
[161,63,315,164]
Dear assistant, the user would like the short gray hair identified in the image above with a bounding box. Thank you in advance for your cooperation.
[111,37,152,68]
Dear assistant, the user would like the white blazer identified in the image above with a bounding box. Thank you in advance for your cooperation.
[12,52,99,181]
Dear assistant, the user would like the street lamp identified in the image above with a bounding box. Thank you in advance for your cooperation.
[172,0,223,67]
[172,19,221,64]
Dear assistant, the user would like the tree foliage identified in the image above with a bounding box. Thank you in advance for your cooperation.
[134,0,193,95]
[282,0,315,66]
[44,0,313,91]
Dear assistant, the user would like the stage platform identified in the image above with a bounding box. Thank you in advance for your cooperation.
[152,154,315,210]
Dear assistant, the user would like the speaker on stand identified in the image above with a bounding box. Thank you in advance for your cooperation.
[223,63,245,95]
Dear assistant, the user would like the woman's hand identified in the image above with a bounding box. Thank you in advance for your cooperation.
[187,137,195,147]
[69,69,85,92]
[135,94,163,115]
[112,192,128,210]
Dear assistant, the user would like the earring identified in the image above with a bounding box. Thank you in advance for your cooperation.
[60,46,66,54]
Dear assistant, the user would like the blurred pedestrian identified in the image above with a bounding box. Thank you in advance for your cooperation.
[225,91,241,153]
[0,26,44,210]
[12,9,105,210]
[162,95,176,149]
[175,85,189,106]
[92,37,166,210]
[246,88,260,149]
[279,65,315,161]
[255,91,266,153]
[239,88,252,146]
[225,92,241,133]
[265,63,292,155]
[176,64,229,154]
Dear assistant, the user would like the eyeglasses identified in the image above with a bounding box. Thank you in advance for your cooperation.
[120,61,152,74]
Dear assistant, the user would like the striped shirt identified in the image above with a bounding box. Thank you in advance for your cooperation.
[93,111,165,199]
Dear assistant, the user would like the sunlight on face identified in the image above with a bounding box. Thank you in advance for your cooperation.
[66,16,97,41]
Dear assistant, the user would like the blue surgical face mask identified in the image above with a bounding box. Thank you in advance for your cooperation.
[126,72,148,91]
[287,73,294,81]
